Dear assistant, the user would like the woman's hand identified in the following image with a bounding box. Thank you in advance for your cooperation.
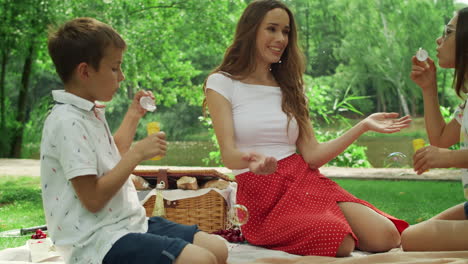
[242,152,277,175]
[129,90,155,119]
[410,56,437,94]
[363,113,412,133]
[413,145,451,174]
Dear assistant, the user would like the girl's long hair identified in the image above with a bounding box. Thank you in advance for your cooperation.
[202,0,310,139]
[455,7,468,98]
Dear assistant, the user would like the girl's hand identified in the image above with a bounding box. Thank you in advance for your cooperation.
[133,131,167,161]
[242,152,277,175]
[413,145,451,174]
[410,56,437,94]
[363,113,412,133]
[129,90,155,118]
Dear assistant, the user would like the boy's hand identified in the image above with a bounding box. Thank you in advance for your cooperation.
[242,152,277,175]
[130,90,155,118]
[133,131,167,161]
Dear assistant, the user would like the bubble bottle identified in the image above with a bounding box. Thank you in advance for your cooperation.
[140,96,162,161]
[146,121,162,161]
[412,138,425,152]
[412,138,429,172]
[152,181,166,217]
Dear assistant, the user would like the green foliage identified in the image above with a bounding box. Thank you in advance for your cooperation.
[0,0,463,161]
[0,98,20,157]
[316,130,372,168]
[22,96,54,159]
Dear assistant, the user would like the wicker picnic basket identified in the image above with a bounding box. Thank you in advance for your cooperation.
[133,168,234,233]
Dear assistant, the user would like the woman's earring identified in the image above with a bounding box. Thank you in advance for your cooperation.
[278,60,282,64]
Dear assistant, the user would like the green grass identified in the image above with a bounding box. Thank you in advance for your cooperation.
[0,176,45,250]
[0,176,465,250]
[335,179,466,224]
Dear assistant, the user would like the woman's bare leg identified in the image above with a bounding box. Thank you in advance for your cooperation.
[401,219,468,251]
[193,231,228,264]
[338,202,401,252]
[401,203,468,251]
[431,202,466,220]
[336,234,355,257]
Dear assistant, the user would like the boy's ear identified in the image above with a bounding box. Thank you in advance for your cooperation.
[76,62,90,80]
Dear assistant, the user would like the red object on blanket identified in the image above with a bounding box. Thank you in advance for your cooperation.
[212,228,245,243]
[235,154,409,257]
[31,229,47,239]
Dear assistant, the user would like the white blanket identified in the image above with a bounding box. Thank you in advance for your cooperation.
[0,237,372,264]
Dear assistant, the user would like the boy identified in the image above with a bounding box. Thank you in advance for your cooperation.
[41,17,227,264]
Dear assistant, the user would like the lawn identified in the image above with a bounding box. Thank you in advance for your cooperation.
[0,176,465,250]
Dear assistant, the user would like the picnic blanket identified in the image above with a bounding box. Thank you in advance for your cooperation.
[246,250,468,264]
[2,239,468,264]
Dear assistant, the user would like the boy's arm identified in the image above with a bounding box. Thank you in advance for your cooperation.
[114,90,154,154]
[71,132,166,213]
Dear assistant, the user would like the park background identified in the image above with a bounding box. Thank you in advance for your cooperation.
[1,0,468,168]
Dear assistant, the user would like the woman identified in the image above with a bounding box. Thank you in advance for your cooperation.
[401,7,468,251]
[204,0,411,257]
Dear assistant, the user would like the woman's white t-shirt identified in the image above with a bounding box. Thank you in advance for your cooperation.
[206,73,299,175]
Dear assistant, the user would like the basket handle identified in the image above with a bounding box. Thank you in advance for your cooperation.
[156,169,169,189]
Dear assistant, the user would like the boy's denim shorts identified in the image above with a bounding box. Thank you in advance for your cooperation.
[103,217,200,264]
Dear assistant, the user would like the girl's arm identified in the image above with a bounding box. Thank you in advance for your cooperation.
[414,146,468,174]
[205,89,277,174]
[114,90,154,154]
[410,56,460,147]
[298,113,411,169]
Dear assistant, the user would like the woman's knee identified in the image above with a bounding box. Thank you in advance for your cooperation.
[193,231,228,263]
[359,224,401,252]
[175,245,217,264]
[336,234,355,257]
[401,223,431,251]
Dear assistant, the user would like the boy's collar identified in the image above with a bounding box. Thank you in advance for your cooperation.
[52,90,105,111]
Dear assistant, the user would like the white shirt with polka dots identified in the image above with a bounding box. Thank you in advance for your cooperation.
[40,90,147,264]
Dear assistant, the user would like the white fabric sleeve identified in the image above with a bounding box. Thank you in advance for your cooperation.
[205,73,234,103]
[454,103,464,125]
[56,118,98,180]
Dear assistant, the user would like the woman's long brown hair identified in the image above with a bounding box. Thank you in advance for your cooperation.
[455,7,468,98]
[202,0,310,139]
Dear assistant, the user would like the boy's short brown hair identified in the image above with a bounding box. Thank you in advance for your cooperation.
[47,17,126,84]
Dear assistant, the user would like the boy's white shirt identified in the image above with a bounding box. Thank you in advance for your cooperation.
[40,90,147,264]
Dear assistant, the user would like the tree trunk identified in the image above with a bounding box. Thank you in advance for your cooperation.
[11,43,34,158]
[0,49,7,130]
[397,85,410,116]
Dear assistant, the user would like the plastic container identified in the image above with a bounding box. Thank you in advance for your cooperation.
[146,121,162,160]
[412,138,429,172]
[412,138,425,152]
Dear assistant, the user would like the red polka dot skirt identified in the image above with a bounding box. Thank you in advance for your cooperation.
[235,154,408,256]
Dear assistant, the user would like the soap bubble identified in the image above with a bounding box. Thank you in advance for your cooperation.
[228,204,249,226]
[384,152,407,168]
